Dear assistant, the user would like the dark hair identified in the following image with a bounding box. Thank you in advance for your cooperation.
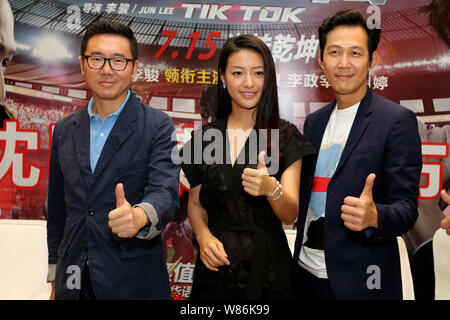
[424,0,450,48]
[318,9,381,62]
[216,34,280,131]
[200,84,218,121]
[80,20,138,60]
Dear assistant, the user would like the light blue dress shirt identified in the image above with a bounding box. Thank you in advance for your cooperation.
[87,90,130,173]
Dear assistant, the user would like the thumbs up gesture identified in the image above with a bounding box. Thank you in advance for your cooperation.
[241,151,275,197]
[108,183,149,238]
[256,151,269,173]
[341,173,378,231]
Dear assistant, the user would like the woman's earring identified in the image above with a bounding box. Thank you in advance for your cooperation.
[222,82,226,89]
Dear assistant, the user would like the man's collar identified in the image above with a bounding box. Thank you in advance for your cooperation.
[87,90,131,120]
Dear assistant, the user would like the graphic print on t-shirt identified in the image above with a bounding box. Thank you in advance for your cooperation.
[304,142,345,249]
[310,143,343,220]
[299,103,359,279]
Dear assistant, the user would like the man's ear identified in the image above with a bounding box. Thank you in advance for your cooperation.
[79,56,85,78]
[317,49,324,69]
[369,50,378,72]
[132,59,139,79]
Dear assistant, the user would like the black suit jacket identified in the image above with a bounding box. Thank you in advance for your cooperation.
[293,89,422,299]
[47,92,180,299]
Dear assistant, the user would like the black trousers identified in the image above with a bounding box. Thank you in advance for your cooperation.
[294,263,335,300]
[79,263,96,300]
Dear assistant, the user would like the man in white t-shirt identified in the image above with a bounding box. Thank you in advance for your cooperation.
[293,9,422,299]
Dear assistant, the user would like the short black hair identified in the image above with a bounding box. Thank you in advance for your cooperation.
[318,9,381,62]
[80,20,138,60]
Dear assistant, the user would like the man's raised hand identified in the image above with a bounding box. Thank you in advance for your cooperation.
[108,183,149,238]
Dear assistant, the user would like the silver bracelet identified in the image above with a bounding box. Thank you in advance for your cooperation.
[268,177,280,198]
[271,191,283,201]
[268,177,283,201]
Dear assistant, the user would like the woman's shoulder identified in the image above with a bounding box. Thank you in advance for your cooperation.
[278,118,315,151]
[277,118,317,168]
[278,118,301,137]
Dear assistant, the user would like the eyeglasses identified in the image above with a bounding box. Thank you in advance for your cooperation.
[84,55,134,71]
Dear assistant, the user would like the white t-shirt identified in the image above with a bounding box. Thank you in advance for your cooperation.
[299,102,360,279]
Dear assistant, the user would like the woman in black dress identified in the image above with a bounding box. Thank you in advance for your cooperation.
[181,34,316,300]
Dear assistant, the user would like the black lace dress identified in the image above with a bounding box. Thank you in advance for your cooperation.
[181,118,316,300]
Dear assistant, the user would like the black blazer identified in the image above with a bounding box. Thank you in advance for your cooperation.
[293,88,422,299]
[47,92,180,299]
